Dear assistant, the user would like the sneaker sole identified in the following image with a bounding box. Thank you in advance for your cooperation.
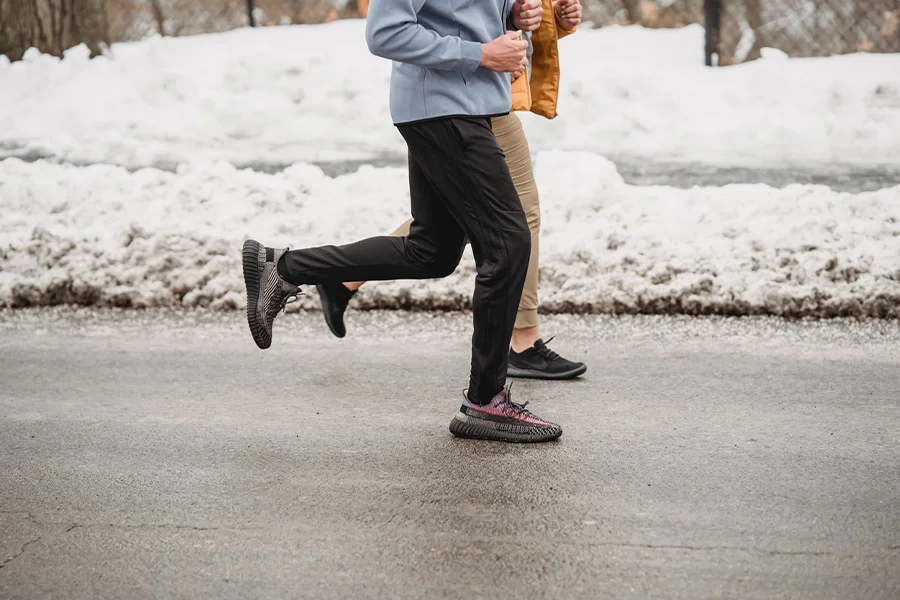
[507,363,587,380]
[448,413,562,443]
[316,284,346,339]
[242,239,271,350]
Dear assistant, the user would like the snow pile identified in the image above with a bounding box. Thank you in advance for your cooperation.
[2,154,898,317]
[1,21,900,168]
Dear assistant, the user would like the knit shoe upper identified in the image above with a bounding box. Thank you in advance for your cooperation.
[448,387,562,443]
[242,240,301,349]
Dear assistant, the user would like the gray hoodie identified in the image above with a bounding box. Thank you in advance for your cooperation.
[365,0,515,125]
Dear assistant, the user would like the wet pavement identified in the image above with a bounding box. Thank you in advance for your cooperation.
[4,146,898,192]
[310,155,900,193]
[1,309,899,599]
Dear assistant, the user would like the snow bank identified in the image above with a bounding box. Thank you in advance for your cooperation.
[2,154,898,317]
[1,22,899,168]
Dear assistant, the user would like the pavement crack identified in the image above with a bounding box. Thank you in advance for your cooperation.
[600,542,899,558]
[0,510,35,521]
[0,510,42,529]
[0,536,41,570]
[619,543,833,557]
[3,512,251,533]
[59,522,253,532]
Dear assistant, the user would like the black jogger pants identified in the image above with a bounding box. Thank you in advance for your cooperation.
[278,117,531,404]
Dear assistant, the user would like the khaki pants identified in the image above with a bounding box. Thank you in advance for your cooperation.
[390,113,540,329]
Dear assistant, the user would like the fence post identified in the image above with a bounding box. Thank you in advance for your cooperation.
[247,0,255,26]
[704,0,721,66]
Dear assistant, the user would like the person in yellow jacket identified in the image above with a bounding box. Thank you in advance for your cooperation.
[318,0,586,380]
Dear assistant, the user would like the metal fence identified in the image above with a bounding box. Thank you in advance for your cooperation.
[106,0,900,62]
[582,0,703,28]
[709,0,900,64]
[6,1,900,63]
[580,0,900,63]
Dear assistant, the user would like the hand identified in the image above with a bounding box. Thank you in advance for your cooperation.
[480,31,528,73]
[555,0,582,30]
[512,0,543,32]
[511,53,528,80]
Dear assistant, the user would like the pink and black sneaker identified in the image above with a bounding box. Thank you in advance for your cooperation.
[449,387,562,443]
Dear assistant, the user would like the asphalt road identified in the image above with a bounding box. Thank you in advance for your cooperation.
[1,309,899,599]
[7,148,899,192]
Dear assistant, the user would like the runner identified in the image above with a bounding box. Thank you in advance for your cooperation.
[242,0,563,442]
[317,0,587,381]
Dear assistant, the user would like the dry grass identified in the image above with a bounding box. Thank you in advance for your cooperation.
[104,0,365,41]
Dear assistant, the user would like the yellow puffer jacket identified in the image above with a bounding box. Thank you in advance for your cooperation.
[510,0,576,119]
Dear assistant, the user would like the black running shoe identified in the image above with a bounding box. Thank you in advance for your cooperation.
[241,240,302,350]
[507,337,587,380]
[316,282,356,338]
[449,387,562,443]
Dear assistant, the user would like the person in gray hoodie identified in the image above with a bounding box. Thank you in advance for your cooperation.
[241,0,562,443]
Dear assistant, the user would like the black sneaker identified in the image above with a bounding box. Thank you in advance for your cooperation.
[507,337,587,380]
[241,240,302,350]
[449,387,562,443]
[316,282,356,338]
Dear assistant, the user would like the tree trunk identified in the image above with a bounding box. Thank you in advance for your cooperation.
[744,0,766,61]
[149,0,166,36]
[621,0,643,24]
[0,0,109,62]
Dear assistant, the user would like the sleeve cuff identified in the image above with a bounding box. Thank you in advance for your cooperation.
[458,40,483,72]
[555,11,578,36]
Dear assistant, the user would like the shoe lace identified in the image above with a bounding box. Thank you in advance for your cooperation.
[535,336,560,361]
[500,384,532,418]
[280,290,303,314]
